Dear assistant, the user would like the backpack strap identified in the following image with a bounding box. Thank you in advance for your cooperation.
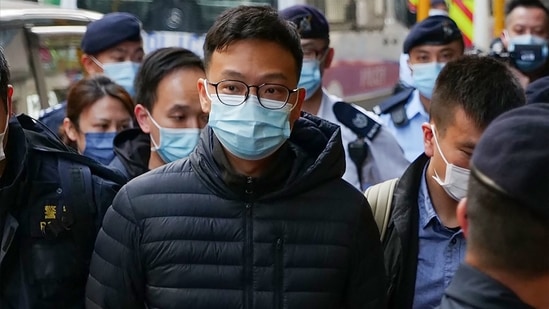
[364,178,399,241]
[56,158,96,259]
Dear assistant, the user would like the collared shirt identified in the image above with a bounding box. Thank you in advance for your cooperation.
[380,90,429,162]
[413,166,466,309]
[318,90,409,190]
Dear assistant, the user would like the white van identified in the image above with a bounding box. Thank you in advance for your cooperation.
[0,0,101,117]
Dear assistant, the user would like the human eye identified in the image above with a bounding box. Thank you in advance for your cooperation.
[93,123,109,131]
[260,85,288,105]
[218,81,246,95]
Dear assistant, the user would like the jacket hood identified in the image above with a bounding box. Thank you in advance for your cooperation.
[190,112,346,199]
[113,128,150,179]
[0,120,29,211]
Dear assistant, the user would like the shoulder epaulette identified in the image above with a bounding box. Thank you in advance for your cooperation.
[333,101,381,141]
[373,88,414,128]
[373,87,414,115]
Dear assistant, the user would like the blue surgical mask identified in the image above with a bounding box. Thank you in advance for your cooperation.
[92,57,140,96]
[411,62,445,99]
[205,83,293,160]
[508,34,549,73]
[299,59,322,100]
[83,132,116,165]
[148,112,201,163]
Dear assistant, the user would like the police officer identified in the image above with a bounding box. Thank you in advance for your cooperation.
[375,15,464,162]
[0,43,123,308]
[280,4,409,190]
[39,12,143,134]
[439,103,549,309]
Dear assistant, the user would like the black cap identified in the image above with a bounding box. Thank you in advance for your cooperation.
[81,12,142,55]
[279,5,329,40]
[403,15,462,53]
[471,103,549,219]
[525,76,549,104]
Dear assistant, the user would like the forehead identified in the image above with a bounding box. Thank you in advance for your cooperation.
[300,38,327,48]
[208,39,298,84]
[440,107,483,142]
[96,40,143,55]
[409,40,463,54]
[81,95,127,118]
[507,7,548,27]
[154,68,204,109]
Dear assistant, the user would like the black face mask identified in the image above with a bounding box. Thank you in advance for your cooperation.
[508,36,549,73]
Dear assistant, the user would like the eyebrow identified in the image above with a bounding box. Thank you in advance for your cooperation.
[219,70,288,82]
[167,104,190,113]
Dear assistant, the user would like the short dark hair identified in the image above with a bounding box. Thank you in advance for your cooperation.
[0,47,10,111]
[430,55,525,133]
[203,5,303,80]
[505,0,549,16]
[466,173,549,279]
[134,47,204,111]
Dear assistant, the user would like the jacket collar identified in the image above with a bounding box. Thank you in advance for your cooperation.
[443,264,535,309]
[0,120,29,212]
[190,112,345,200]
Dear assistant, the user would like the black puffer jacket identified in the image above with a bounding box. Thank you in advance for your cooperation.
[86,113,387,309]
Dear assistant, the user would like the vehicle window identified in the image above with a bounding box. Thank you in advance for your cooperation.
[0,29,37,116]
[77,0,276,33]
[38,34,84,108]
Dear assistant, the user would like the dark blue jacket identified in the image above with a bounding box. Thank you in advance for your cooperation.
[0,115,124,308]
[438,264,535,309]
[86,113,387,309]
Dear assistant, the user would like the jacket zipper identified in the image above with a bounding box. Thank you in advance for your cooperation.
[244,177,254,309]
[274,237,284,309]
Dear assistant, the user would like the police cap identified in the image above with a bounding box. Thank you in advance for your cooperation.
[403,15,462,53]
[471,103,549,219]
[525,76,549,104]
[81,12,142,55]
[279,5,329,40]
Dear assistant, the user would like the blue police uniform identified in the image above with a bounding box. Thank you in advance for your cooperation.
[375,15,463,162]
[38,12,141,135]
[280,4,410,190]
[378,89,428,162]
[319,90,409,190]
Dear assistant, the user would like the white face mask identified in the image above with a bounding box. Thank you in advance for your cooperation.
[431,125,470,201]
[0,114,9,161]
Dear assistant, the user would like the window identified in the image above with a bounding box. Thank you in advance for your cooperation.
[0,28,37,116]
[77,0,277,33]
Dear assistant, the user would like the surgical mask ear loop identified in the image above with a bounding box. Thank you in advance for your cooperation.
[431,124,451,182]
[89,56,104,70]
[145,110,162,151]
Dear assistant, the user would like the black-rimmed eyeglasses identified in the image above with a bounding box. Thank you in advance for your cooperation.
[206,79,299,110]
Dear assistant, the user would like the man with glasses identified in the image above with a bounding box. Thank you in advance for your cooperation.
[281,5,409,191]
[86,5,387,308]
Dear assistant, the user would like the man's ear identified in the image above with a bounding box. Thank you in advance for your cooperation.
[62,117,79,142]
[198,78,211,114]
[81,54,102,75]
[289,88,305,128]
[134,104,150,134]
[422,122,435,157]
[323,47,335,70]
[457,198,469,238]
[6,85,13,116]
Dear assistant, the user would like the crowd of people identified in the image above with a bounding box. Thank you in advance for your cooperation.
[0,0,547,308]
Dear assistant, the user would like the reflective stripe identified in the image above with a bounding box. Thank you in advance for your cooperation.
[449,0,474,47]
